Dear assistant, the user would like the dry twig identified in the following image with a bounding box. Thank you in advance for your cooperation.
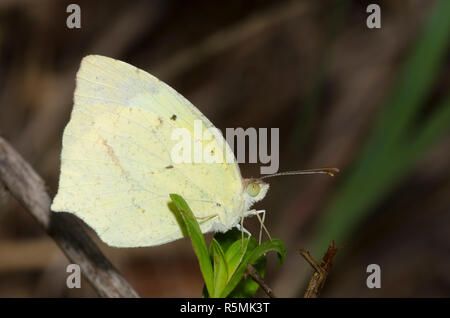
[298,241,341,298]
[0,136,139,298]
[246,263,276,298]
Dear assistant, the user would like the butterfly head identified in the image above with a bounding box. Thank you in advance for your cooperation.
[243,178,269,210]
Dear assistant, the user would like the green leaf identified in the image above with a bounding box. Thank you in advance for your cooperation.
[214,229,263,297]
[210,238,228,297]
[169,197,287,298]
[214,229,244,252]
[228,256,266,298]
[220,238,286,297]
[224,238,249,280]
[169,194,214,296]
[247,238,286,266]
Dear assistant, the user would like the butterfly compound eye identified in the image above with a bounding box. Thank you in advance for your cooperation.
[247,182,260,197]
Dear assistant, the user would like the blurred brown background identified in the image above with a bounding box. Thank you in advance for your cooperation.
[0,0,449,297]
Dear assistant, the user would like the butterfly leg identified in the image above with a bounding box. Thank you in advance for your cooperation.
[247,209,272,243]
[235,220,252,237]
[196,214,218,224]
[258,210,265,244]
[235,219,252,252]
[178,209,217,224]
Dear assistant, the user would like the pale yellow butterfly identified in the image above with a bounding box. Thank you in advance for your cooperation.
[51,55,337,247]
[51,55,271,247]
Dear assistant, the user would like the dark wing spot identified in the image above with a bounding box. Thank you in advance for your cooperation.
[165,165,174,169]
[216,203,221,207]
[210,149,215,155]
[170,114,177,121]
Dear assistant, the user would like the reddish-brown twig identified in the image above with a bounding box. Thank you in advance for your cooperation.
[298,241,341,298]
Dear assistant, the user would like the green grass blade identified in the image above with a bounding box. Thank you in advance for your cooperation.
[169,194,214,296]
[407,96,450,159]
[362,0,450,157]
[311,0,450,258]
[210,238,229,297]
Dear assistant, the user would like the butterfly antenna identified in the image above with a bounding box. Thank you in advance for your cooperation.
[259,167,340,179]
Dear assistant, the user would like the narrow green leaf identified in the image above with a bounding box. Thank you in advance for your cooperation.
[224,238,249,281]
[214,229,244,252]
[220,238,286,297]
[210,239,228,298]
[169,194,214,296]
[248,239,286,266]
[214,228,253,281]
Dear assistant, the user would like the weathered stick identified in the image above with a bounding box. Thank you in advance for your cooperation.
[298,241,340,298]
[246,264,276,298]
[0,136,139,298]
